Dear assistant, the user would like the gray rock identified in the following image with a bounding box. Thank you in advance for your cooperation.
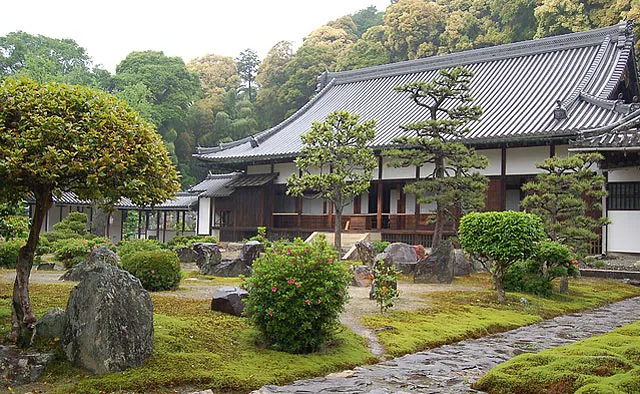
[355,240,376,267]
[193,243,222,275]
[59,246,120,281]
[37,262,56,270]
[378,243,418,274]
[350,265,374,287]
[239,241,263,266]
[453,249,474,276]
[212,258,252,277]
[414,239,455,284]
[63,263,153,374]
[0,345,55,386]
[211,286,248,316]
[35,307,66,339]
[176,247,197,263]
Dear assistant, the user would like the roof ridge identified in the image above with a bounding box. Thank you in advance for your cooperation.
[564,36,611,110]
[327,22,630,85]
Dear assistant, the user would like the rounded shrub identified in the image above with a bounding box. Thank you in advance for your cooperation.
[0,239,26,268]
[121,250,181,292]
[117,238,164,260]
[243,237,351,354]
[54,237,115,269]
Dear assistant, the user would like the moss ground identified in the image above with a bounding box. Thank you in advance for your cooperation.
[362,274,640,357]
[474,320,640,394]
[1,270,639,393]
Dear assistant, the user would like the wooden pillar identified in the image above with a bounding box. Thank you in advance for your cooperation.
[106,212,111,238]
[137,210,142,238]
[145,211,150,239]
[415,166,420,230]
[500,146,507,211]
[162,211,167,243]
[155,211,160,240]
[296,196,302,228]
[377,156,383,230]
[550,144,556,158]
[182,211,186,234]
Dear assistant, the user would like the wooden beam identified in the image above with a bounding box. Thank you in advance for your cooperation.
[500,146,507,211]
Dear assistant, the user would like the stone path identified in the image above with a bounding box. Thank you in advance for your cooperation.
[254,296,640,394]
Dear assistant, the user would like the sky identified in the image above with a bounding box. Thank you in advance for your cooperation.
[2,0,391,73]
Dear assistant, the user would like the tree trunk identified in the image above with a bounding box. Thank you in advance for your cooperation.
[494,266,506,303]
[334,208,342,258]
[559,275,569,294]
[432,152,445,249]
[8,189,52,347]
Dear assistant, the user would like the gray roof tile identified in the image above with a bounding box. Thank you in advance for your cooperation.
[196,22,636,163]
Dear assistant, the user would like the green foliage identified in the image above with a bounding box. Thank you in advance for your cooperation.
[117,238,164,260]
[475,320,640,393]
[373,241,390,254]
[522,153,607,259]
[0,215,30,239]
[52,212,88,235]
[53,237,114,269]
[385,66,487,248]
[243,237,351,353]
[459,211,546,301]
[287,111,377,252]
[0,239,25,268]
[502,260,554,296]
[236,49,260,102]
[121,249,181,292]
[249,226,271,248]
[371,259,399,313]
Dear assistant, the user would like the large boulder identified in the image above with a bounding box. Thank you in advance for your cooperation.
[239,241,263,266]
[355,240,376,267]
[350,265,374,287]
[63,263,153,374]
[454,249,475,276]
[414,239,455,283]
[193,243,222,275]
[59,246,120,282]
[176,247,197,263]
[381,243,418,274]
[211,286,248,316]
[35,307,66,339]
[212,259,252,277]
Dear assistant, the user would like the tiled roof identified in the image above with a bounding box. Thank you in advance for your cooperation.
[572,108,640,150]
[223,173,278,188]
[196,22,637,163]
[190,173,237,197]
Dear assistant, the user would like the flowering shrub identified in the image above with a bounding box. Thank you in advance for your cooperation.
[0,238,26,268]
[121,249,181,291]
[371,258,399,313]
[243,237,351,353]
[54,237,114,269]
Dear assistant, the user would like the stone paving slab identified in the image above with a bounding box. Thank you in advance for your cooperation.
[253,296,640,394]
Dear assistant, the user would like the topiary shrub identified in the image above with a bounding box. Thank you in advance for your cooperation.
[121,250,181,291]
[0,239,26,268]
[117,238,164,260]
[243,236,351,353]
[459,211,545,302]
[54,237,114,269]
[41,211,89,243]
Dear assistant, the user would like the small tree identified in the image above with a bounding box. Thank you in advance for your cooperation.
[522,153,607,293]
[459,211,546,302]
[385,66,487,249]
[0,78,180,346]
[287,111,377,254]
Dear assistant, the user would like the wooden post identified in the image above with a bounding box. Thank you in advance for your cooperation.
[296,196,302,228]
[550,144,556,158]
[155,211,160,240]
[415,166,420,229]
[162,211,167,242]
[376,156,383,230]
[137,210,142,238]
[500,146,507,211]
[182,211,186,235]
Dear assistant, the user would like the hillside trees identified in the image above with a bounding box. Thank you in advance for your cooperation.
[0,78,180,346]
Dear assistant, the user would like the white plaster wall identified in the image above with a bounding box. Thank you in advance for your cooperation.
[420,202,436,213]
[302,198,323,214]
[608,167,640,182]
[555,144,570,158]
[405,193,416,214]
[390,189,399,214]
[477,149,501,176]
[247,164,271,174]
[607,211,640,253]
[361,193,370,213]
[48,207,61,231]
[274,162,298,184]
[383,157,416,179]
[343,200,354,215]
[108,210,122,244]
[197,197,211,235]
[506,146,551,175]
[419,163,436,178]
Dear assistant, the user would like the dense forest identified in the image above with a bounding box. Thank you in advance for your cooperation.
[1,0,639,187]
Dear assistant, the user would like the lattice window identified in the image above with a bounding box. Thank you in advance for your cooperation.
[607,182,640,210]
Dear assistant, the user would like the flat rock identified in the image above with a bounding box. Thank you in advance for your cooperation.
[0,345,55,387]
[211,286,248,316]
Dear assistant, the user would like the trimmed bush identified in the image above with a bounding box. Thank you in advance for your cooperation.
[41,211,89,243]
[503,260,553,297]
[121,249,181,291]
[0,239,25,268]
[117,238,164,260]
[54,237,114,269]
[243,237,351,353]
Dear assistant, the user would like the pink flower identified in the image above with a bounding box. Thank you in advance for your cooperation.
[151,269,156,274]
[271,286,277,292]
[326,258,333,263]
[296,283,301,288]
[317,299,322,304]
[287,279,295,284]
[87,249,91,253]
[305,299,311,305]
[286,249,292,255]
[268,311,273,317]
